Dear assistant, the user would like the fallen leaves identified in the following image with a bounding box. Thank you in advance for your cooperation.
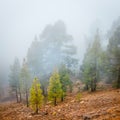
[0,89,120,120]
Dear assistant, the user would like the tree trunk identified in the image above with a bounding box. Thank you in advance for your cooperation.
[61,95,64,102]
[19,91,22,102]
[42,86,45,96]
[85,83,89,90]
[26,90,29,107]
[15,89,18,103]
[35,104,38,114]
[54,97,57,106]
[19,87,22,102]
[69,84,72,93]
[91,77,97,92]
[90,81,94,92]
[93,77,97,91]
[117,67,120,88]
[91,88,94,92]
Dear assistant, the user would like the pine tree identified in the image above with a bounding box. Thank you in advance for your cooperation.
[107,26,120,88]
[9,57,21,103]
[20,59,31,107]
[48,70,62,106]
[81,30,102,92]
[59,65,70,101]
[29,77,44,114]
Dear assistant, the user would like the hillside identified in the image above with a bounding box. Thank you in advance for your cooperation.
[0,89,120,120]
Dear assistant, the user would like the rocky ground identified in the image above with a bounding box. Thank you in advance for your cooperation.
[0,89,120,120]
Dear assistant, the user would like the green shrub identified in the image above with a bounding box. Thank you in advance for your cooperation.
[76,92,82,102]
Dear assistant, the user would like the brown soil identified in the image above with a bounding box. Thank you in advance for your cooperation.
[0,89,120,120]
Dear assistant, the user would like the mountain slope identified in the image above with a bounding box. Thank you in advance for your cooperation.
[0,89,120,120]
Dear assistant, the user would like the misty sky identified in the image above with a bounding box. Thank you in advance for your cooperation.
[0,0,120,66]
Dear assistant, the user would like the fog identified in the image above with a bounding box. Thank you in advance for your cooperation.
[0,0,120,78]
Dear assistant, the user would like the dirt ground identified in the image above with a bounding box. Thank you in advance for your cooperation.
[0,89,120,120]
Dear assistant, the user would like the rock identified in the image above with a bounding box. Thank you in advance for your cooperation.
[52,112,56,116]
[117,90,120,93]
[71,100,75,103]
[27,115,32,119]
[44,111,48,115]
[58,109,61,112]
[83,114,91,120]
[112,114,116,117]
[80,101,84,104]
[107,108,114,113]
[65,104,69,107]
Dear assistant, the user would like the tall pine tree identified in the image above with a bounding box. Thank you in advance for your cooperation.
[81,30,102,92]
[20,59,31,107]
[107,26,120,88]
[9,57,21,102]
